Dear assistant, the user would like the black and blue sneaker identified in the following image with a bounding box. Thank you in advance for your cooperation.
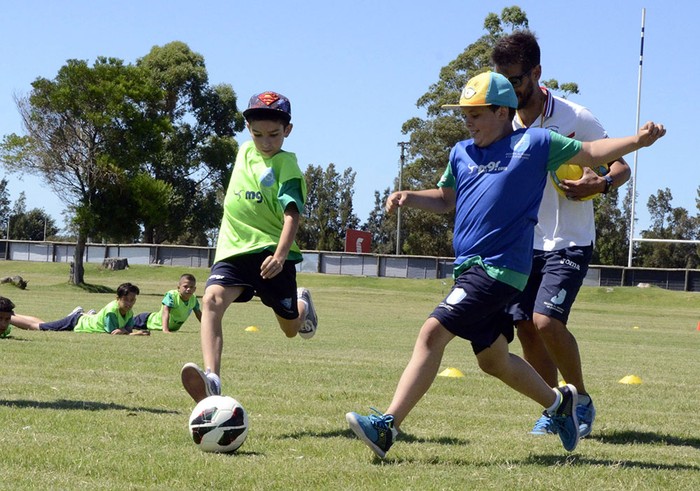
[346,408,398,458]
[576,397,596,438]
[548,384,579,452]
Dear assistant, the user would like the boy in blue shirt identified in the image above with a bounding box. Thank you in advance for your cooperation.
[346,72,665,457]
[181,91,318,403]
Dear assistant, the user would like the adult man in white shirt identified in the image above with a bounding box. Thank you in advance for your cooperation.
[492,30,631,438]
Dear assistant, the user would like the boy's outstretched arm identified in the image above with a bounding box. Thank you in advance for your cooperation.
[385,187,456,214]
[261,204,300,280]
[576,121,666,167]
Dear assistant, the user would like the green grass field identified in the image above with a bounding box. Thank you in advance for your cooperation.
[1,261,699,490]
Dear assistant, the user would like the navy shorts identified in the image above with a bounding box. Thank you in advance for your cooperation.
[430,266,520,355]
[132,312,151,329]
[39,311,82,331]
[508,246,592,325]
[206,251,299,320]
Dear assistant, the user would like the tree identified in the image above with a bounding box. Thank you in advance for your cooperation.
[0,178,11,235]
[592,187,629,265]
[0,57,169,284]
[365,188,395,254]
[137,42,243,245]
[637,188,699,268]
[298,164,359,251]
[389,7,531,256]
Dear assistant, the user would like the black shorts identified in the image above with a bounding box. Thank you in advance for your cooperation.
[508,246,592,325]
[206,251,299,320]
[430,266,519,355]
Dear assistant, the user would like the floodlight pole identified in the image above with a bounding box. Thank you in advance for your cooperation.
[396,142,409,255]
[627,8,646,267]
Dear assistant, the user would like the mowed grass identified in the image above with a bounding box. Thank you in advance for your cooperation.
[1,261,699,490]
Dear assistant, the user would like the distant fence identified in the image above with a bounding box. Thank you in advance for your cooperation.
[1,240,698,292]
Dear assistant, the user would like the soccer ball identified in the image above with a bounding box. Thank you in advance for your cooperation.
[188,395,249,453]
[550,163,609,201]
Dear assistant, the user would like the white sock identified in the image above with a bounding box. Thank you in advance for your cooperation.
[545,388,562,415]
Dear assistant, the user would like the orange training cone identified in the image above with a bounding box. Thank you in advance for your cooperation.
[696,321,700,331]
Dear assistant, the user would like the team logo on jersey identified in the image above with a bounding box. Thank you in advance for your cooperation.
[232,189,263,203]
[260,168,276,187]
[510,133,531,153]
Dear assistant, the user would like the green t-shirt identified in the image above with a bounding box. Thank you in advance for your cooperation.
[146,290,200,331]
[214,140,307,263]
[74,300,134,333]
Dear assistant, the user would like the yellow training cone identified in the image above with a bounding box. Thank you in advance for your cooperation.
[438,367,464,378]
[244,326,260,332]
[633,326,640,330]
[619,375,642,384]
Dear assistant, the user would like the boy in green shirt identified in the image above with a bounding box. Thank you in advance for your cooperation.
[10,283,148,336]
[0,296,15,338]
[181,91,318,403]
[133,274,202,333]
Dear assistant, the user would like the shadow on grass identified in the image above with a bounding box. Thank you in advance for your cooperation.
[280,428,468,447]
[525,454,700,471]
[0,398,179,415]
[77,283,115,294]
[590,430,700,449]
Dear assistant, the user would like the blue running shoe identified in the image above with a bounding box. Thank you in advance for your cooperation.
[530,412,557,435]
[346,408,398,458]
[548,384,579,452]
[576,397,596,438]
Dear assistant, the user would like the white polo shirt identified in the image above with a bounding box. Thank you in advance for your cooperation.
[513,88,607,251]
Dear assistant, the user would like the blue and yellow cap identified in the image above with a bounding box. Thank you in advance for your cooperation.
[442,71,517,109]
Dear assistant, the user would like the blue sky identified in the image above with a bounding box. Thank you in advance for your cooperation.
[1,1,697,235]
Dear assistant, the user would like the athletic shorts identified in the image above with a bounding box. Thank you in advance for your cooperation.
[206,251,299,320]
[430,265,520,355]
[132,312,151,329]
[39,311,82,331]
[508,246,592,325]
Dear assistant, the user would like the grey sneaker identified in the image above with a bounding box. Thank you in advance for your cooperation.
[297,288,317,339]
[181,362,221,403]
[548,384,579,452]
[576,397,596,438]
[69,306,84,316]
[86,309,97,315]
[346,408,398,459]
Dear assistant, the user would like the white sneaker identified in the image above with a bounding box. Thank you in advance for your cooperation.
[297,288,318,339]
[69,306,84,316]
[181,362,221,403]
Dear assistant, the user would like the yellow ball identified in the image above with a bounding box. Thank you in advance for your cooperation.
[550,163,609,201]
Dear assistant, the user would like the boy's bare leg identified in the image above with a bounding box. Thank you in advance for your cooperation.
[10,314,44,330]
[385,317,455,428]
[476,334,557,407]
[200,284,242,375]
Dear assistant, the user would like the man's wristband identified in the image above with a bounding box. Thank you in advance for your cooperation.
[602,174,614,194]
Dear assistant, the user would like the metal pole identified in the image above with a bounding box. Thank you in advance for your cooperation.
[627,8,645,267]
[396,142,409,255]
